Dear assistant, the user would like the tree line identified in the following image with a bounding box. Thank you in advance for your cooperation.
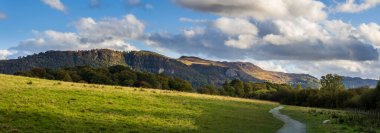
[198,74,380,110]
[15,65,192,92]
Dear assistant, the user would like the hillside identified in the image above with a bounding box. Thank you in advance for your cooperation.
[0,49,376,88]
[179,56,320,88]
[0,74,283,132]
[342,77,378,88]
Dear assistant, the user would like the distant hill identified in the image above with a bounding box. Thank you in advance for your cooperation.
[342,77,378,88]
[178,56,320,88]
[0,49,376,88]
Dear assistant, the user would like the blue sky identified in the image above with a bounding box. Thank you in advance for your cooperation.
[0,0,216,49]
[1,0,380,79]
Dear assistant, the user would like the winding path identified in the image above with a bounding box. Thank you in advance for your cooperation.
[269,106,306,133]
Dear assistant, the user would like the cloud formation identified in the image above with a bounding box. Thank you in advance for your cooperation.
[8,14,143,58]
[358,23,380,46]
[41,0,66,12]
[174,0,326,21]
[146,17,379,61]
[335,0,380,13]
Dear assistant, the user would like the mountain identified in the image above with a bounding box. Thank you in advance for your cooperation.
[178,56,320,88]
[0,49,374,89]
[342,77,378,88]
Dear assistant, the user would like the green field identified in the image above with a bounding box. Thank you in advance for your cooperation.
[0,74,283,132]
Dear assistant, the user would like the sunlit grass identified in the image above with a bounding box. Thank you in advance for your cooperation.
[0,74,282,132]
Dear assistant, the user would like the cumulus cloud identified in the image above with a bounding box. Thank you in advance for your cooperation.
[358,23,380,46]
[335,0,380,13]
[0,12,6,19]
[263,18,328,45]
[41,0,66,12]
[146,17,379,61]
[75,14,144,41]
[7,14,143,58]
[174,0,326,21]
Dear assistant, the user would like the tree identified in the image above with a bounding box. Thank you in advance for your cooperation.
[169,78,192,92]
[295,84,302,91]
[375,79,380,109]
[320,74,345,108]
[230,79,245,97]
[244,82,254,97]
[320,74,345,94]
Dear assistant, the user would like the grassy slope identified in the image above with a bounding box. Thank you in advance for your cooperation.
[0,74,282,133]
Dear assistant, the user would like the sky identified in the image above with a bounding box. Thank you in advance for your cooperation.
[1,0,380,79]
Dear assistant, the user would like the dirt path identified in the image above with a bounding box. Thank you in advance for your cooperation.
[269,106,306,133]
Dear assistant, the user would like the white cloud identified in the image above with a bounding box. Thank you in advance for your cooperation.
[8,14,142,58]
[335,0,380,13]
[263,18,328,45]
[0,12,6,19]
[41,0,66,12]
[323,20,356,39]
[213,17,258,36]
[0,50,11,60]
[175,0,327,21]
[183,28,205,38]
[225,34,257,49]
[358,23,380,46]
[76,14,145,41]
[212,17,258,49]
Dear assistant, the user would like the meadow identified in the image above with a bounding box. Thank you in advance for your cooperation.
[0,74,283,132]
[2,74,377,133]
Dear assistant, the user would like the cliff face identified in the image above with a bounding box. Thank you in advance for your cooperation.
[0,49,126,74]
[0,49,376,88]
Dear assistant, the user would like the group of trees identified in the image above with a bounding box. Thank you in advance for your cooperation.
[15,65,192,92]
[198,79,293,99]
[274,74,380,110]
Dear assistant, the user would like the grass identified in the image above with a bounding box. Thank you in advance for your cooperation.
[282,105,380,133]
[0,74,282,132]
